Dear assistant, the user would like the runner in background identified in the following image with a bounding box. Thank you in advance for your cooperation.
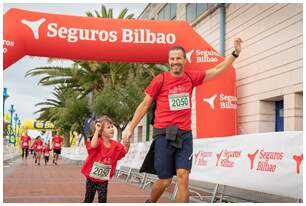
[20,130,31,161]
[42,143,51,166]
[32,136,43,165]
[30,139,36,159]
[52,130,63,165]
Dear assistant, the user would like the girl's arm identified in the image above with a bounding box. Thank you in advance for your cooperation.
[90,121,102,149]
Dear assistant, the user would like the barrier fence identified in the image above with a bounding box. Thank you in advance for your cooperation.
[117,131,303,200]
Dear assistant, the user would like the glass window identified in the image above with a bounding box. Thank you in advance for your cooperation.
[158,9,164,20]
[197,3,207,15]
[158,3,177,20]
[170,4,177,19]
[275,101,284,131]
[164,4,171,19]
[186,3,213,23]
[186,3,196,23]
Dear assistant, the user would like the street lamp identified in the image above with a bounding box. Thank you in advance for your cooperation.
[8,104,15,145]
[17,119,21,137]
[3,88,9,139]
[14,113,19,146]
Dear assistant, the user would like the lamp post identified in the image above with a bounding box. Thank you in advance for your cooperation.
[8,104,15,145]
[3,88,9,139]
[17,119,21,137]
[14,113,19,146]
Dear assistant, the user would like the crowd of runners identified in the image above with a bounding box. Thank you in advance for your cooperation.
[19,129,63,166]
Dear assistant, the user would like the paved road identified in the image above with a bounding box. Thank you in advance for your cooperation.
[3,157,173,203]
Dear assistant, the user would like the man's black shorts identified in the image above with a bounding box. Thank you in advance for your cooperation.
[53,149,61,155]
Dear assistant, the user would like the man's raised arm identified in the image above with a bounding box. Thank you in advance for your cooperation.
[204,38,242,82]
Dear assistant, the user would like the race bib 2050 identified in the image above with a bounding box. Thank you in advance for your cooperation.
[168,93,190,111]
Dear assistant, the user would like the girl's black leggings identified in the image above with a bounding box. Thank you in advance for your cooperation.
[83,178,108,203]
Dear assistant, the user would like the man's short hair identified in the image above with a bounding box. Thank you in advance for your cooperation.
[168,46,186,59]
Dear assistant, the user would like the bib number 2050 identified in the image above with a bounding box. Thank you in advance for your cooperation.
[169,93,190,111]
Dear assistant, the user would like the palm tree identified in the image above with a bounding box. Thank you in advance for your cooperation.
[35,85,90,146]
[85,5,134,19]
[35,85,69,122]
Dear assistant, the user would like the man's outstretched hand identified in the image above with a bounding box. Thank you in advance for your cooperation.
[234,38,243,55]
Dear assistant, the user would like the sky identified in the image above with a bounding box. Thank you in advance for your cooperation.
[3,3,148,123]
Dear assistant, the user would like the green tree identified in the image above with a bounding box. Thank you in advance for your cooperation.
[35,85,90,146]
[85,4,134,19]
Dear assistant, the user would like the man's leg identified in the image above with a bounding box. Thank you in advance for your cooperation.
[149,178,172,202]
[150,135,175,203]
[53,151,57,164]
[25,148,28,160]
[21,148,25,160]
[54,153,58,165]
[175,169,190,202]
[37,152,41,165]
[55,150,60,163]
[174,132,193,203]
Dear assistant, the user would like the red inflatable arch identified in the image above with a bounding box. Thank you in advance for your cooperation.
[4,8,238,138]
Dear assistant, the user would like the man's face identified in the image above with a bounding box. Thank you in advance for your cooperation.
[168,49,186,75]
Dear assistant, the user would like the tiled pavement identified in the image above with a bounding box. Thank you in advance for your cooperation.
[3,158,173,203]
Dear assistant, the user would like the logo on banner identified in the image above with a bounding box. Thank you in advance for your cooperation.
[247,149,259,170]
[215,150,223,166]
[194,151,213,166]
[21,18,176,45]
[21,18,46,39]
[292,154,303,174]
[203,94,237,110]
[248,149,284,173]
[186,49,219,63]
[216,150,241,168]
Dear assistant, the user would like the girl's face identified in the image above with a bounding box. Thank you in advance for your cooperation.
[102,122,114,139]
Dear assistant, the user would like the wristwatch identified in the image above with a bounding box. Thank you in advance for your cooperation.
[232,51,239,58]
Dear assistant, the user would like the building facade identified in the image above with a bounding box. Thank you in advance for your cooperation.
[134,3,303,142]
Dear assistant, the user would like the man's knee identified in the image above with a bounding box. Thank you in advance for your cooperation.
[157,178,172,189]
[176,169,189,186]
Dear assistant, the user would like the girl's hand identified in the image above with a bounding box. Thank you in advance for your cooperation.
[122,136,130,146]
[95,121,102,133]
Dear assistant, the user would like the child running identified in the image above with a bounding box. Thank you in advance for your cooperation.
[32,136,43,165]
[42,143,51,165]
[30,139,36,159]
[81,116,130,203]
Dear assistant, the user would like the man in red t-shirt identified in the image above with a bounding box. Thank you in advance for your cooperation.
[20,130,31,160]
[123,38,242,203]
[52,130,63,165]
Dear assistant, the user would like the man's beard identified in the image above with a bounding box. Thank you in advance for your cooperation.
[171,63,183,75]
